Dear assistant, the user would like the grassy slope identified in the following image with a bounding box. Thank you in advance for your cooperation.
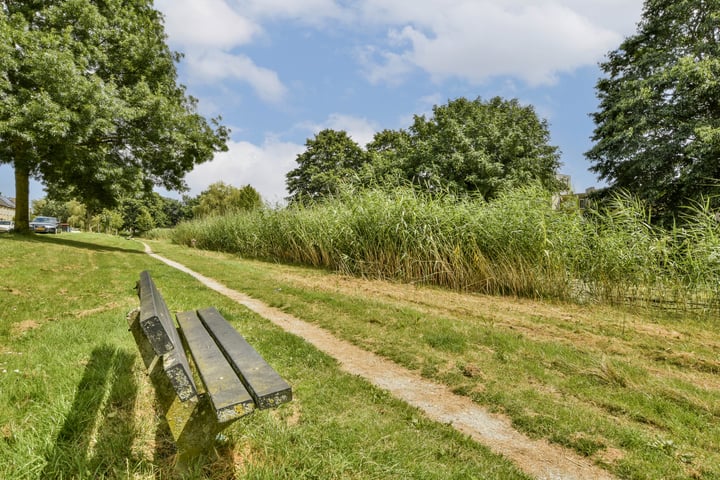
[145,239,720,480]
[0,233,528,480]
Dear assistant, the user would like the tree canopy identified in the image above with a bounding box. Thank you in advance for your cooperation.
[395,97,561,198]
[286,97,562,203]
[286,129,370,203]
[0,0,228,231]
[586,0,720,218]
[193,182,262,217]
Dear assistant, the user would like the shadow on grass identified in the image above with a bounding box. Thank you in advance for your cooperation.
[4,232,144,255]
[42,345,141,479]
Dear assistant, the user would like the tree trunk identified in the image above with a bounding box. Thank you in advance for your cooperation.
[14,160,31,233]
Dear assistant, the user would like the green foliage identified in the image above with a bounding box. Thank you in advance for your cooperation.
[399,97,562,198]
[286,98,562,203]
[31,193,194,234]
[365,128,413,188]
[91,208,124,234]
[143,227,174,241]
[120,197,156,235]
[193,182,262,217]
[160,196,188,226]
[286,129,370,203]
[587,0,720,219]
[65,200,88,229]
[0,0,228,231]
[31,198,69,220]
[362,97,563,198]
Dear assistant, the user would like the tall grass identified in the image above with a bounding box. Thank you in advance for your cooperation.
[172,186,720,309]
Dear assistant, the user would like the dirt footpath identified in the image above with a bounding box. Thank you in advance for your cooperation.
[143,243,615,480]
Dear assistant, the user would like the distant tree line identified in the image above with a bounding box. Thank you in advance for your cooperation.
[31,182,261,235]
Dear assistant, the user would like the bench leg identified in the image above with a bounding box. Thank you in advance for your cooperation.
[170,394,236,466]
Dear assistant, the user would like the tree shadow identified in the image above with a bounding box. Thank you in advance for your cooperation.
[42,345,140,479]
[5,232,144,254]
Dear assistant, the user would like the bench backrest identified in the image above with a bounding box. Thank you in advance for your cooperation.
[138,270,179,354]
[137,271,198,401]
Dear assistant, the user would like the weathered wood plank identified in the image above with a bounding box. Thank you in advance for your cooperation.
[176,310,255,422]
[197,307,292,409]
[137,271,197,401]
[163,349,199,402]
[137,270,178,355]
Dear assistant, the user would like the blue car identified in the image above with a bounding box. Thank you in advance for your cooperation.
[30,216,60,234]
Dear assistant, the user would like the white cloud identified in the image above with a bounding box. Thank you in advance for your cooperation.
[298,114,380,147]
[186,138,304,204]
[359,0,635,86]
[358,46,415,86]
[155,0,260,49]
[186,51,287,103]
[240,0,350,24]
[157,0,645,103]
[562,0,644,34]
[356,0,643,37]
[155,0,287,104]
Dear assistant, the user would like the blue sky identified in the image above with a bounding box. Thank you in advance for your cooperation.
[0,0,645,205]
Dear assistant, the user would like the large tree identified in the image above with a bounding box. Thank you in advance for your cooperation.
[586,0,720,218]
[0,0,228,232]
[286,129,370,203]
[371,97,562,199]
[288,98,561,203]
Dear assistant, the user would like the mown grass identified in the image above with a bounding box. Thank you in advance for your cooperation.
[171,186,720,310]
[146,239,720,480]
[0,232,530,479]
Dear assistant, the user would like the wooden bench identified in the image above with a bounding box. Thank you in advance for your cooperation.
[127,270,292,464]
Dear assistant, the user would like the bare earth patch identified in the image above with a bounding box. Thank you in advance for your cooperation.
[75,302,122,318]
[11,320,40,336]
[144,244,615,480]
[1,286,25,296]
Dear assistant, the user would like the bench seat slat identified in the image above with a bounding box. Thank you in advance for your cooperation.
[197,307,293,409]
[176,311,255,422]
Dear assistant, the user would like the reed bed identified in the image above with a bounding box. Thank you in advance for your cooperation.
[172,186,720,310]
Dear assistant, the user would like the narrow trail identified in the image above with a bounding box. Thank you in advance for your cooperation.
[142,243,615,480]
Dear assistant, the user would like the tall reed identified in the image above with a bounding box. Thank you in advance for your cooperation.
[172,186,720,310]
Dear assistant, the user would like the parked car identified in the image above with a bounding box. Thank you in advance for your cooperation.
[30,216,60,234]
[0,220,13,233]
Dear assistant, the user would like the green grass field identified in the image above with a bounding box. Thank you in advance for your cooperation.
[0,233,529,479]
[1,232,718,479]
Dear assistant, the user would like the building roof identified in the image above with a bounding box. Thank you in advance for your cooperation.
[0,195,16,209]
